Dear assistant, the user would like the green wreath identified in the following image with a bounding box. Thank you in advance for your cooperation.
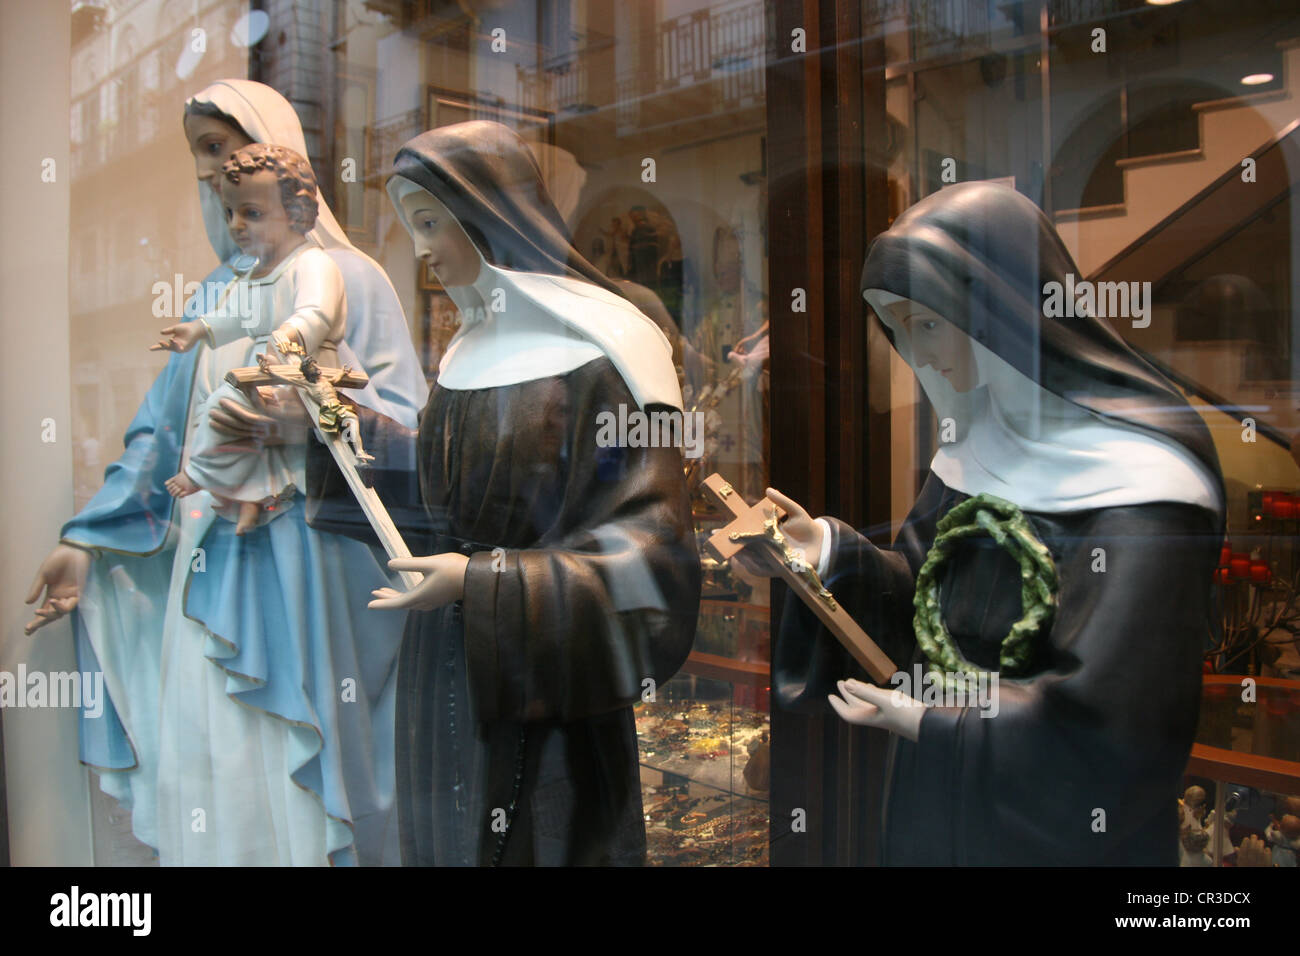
[913,493,1058,685]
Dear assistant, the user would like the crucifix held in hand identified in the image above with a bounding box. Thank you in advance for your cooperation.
[226,350,423,589]
[701,473,896,683]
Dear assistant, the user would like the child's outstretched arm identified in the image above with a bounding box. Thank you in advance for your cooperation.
[275,248,346,357]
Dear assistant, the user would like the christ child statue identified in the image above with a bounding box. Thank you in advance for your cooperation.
[151,142,349,534]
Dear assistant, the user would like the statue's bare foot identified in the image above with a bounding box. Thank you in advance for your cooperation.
[165,472,200,497]
[235,500,261,536]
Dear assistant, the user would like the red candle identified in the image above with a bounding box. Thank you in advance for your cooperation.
[1250,561,1271,584]
[1219,545,1232,567]
[1230,554,1251,579]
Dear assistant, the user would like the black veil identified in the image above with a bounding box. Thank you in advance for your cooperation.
[860,181,1225,521]
[388,120,627,300]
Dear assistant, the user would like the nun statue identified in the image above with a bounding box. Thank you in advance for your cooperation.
[23,80,427,865]
[314,121,701,865]
[756,182,1225,865]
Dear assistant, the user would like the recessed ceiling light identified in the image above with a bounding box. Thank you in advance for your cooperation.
[1145,0,1183,6]
[1241,73,1275,86]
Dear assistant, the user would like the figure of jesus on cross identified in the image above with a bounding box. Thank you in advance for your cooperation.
[704,472,925,740]
[225,351,423,590]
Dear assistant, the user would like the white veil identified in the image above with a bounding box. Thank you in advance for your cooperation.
[387,175,682,411]
[186,79,427,428]
[865,289,1221,514]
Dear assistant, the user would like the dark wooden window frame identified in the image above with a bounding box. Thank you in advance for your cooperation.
[765,0,895,866]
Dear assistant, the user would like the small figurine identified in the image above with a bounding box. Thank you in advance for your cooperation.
[742,730,770,793]
[1178,826,1213,867]
[1202,805,1234,851]
[1264,813,1300,867]
[152,143,349,534]
[1179,785,1208,831]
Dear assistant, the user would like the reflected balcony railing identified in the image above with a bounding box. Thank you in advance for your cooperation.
[615,0,767,133]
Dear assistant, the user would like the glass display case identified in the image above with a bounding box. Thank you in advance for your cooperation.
[1181,676,1300,866]
[636,507,771,866]
[6,0,1300,876]
[636,665,769,867]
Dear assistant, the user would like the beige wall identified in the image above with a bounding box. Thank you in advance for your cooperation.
[0,0,93,866]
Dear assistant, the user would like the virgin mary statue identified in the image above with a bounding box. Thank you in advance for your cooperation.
[26,80,427,865]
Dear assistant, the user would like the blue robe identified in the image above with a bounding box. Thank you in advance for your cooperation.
[62,255,427,865]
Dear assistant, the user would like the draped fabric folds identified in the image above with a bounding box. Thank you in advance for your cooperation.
[62,80,426,865]
[777,183,1226,864]
[307,122,701,864]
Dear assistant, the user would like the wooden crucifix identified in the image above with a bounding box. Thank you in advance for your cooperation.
[701,473,896,683]
[226,352,423,590]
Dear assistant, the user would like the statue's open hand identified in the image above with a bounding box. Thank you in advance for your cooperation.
[208,385,311,452]
[828,678,923,741]
[731,486,824,577]
[151,323,204,353]
[23,544,92,635]
[368,553,470,612]
[727,334,769,372]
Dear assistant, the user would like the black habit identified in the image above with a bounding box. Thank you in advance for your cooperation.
[776,182,1226,865]
[311,122,700,865]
